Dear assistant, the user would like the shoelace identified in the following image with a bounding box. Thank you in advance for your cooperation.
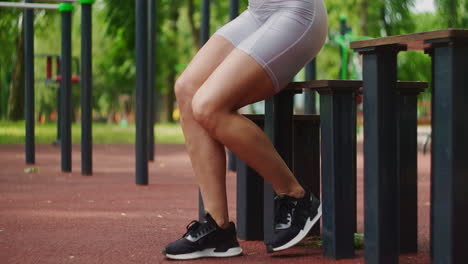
[275,196,297,226]
[182,220,213,239]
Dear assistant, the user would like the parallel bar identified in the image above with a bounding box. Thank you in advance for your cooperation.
[135,0,149,185]
[81,1,93,175]
[0,2,59,9]
[357,45,403,264]
[60,8,73,172]
[148,0,156,162]
[318,88,357,259]
[430,41,468,264]
[30,0,76,2]
[304,59,317,114]
[24,0,35,164]
[263,90,294,244]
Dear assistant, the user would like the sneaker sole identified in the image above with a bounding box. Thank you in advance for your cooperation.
[271,203,322,252]
[165,247,243,260]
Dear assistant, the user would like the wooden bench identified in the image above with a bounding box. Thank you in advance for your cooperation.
[233,79,426,259]
[350,29,468,263]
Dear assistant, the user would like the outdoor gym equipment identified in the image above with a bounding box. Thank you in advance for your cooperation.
[135,0,157,185]
[0,0,94,175]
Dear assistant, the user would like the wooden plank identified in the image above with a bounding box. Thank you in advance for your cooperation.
[350,29,468,51]
[287,80,427,93]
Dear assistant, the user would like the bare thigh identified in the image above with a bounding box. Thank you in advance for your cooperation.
[177,35,236,96]
[192,48,277,114]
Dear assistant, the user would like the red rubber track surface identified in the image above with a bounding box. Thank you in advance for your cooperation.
[0,144,430,263]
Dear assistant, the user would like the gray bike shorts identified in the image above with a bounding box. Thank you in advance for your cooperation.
[214,0,328,92]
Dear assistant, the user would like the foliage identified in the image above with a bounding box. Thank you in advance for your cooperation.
[1,0,465,122]
[435,0,468,27]
[0,121,184,144]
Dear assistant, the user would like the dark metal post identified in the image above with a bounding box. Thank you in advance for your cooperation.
[356,45,403,264]
[237,115,264,241]
[24,0,35,164]
[59,3,74,172]
[304,59,317,114]
[227,0,239,172]
[396,86,424,254]
[263,90,294,244]
[148,0,157,162]
[318,87,357,259]
[198,0,210,220]
[135,0,149,185]
[293,114,321,236]
[428,39,468,263]
[201,0,210,45]
[229,0,239,20]
[80,0,94,175]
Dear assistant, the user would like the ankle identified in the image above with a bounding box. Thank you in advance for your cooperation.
[214,218,230,229]
[278,186,305,199]
[207,212,230,229]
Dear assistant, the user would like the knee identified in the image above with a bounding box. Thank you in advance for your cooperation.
[174,76,197,110]
[191,95,220,135]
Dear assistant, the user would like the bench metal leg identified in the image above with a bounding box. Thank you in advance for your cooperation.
[397,92,419,254]
[293,116,321,236]
[359,45,402,264]
[236,155,264,240]
[430,42,468,264]
[263,91,294,244]
[319,90,356,259]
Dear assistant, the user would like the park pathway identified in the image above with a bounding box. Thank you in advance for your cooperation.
[0,144,430,263]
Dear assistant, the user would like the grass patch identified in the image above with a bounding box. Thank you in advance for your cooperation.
[0,121,185,144]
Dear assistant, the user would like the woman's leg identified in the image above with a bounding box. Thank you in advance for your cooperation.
[175,35,236,228]
[191,48,305,204]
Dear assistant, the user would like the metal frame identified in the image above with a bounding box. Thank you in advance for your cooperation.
[0,2,60,9]
[135,0,149,185]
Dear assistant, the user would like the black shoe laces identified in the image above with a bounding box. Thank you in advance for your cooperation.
[275,196,297,226]
[183,220,214,240]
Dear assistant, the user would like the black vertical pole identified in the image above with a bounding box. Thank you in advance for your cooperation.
[199,0,210,221]
[59,3,74,173]
[80,0,94,175]
[357,45,403,264]
[304,60,317,114]
[429,40,468,264]
[229,0,239,20]
[24,0,35,165]
[263,91,294,244]
[136,0,149,185]
[227,0,239,172]
[148,0,156,162]
[236,115,264,241]
[318,87,357,259]
[396,86,423,254]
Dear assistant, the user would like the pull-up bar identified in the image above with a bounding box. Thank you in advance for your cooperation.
[31,0,77,2]
[0,2,60,10]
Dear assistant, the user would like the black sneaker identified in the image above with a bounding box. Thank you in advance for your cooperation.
[266,192,322,253]
[162,213,243,260]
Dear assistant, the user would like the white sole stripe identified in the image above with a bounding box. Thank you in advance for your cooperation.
[273,203,322,251]
[165,247,243,260]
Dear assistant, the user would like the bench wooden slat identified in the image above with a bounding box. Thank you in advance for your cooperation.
[285,80,427,93]
[350,29,468,51]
